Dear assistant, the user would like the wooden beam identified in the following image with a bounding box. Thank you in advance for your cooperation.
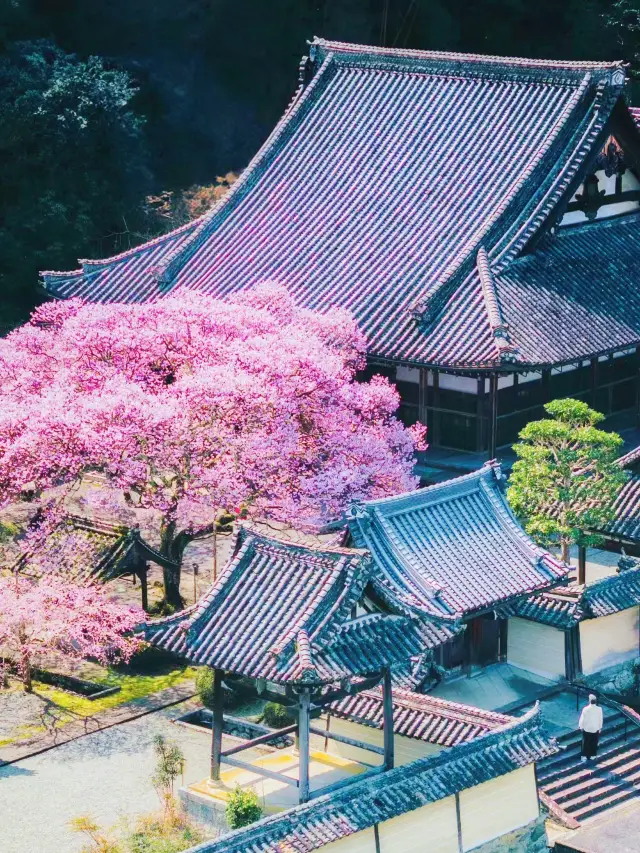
[139,564,148,612]
[418,367,429,428]
[578,545,587,586]
[210,668,224,782]
[432,370,441,446]
[383,668,394,771]
[476,376,485,452]
[222,755,299,788]
[308,725,385,757]
[488,373,498,459]
[221,724,298,757]
[299,689,311,803]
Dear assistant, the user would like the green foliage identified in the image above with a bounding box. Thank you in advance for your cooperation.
[605,1,640,75]
[151,735,185,801]
[71,806,206,853]
[262,701,294,729]
[225,786,263,830]
[0,39,150,321]
[195,666,240,711]
[507,399,627,560]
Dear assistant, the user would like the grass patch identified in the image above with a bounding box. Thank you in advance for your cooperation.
[32,665,197,717]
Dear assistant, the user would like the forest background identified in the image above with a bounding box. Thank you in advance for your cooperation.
[1,0,639,325]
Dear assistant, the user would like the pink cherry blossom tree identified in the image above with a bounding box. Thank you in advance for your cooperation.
[0,572,142,692]
[0,284,425,607]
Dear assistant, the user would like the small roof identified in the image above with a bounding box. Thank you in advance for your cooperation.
[13,514,173,583]
[507,562,640,628]
[187,703,556,853]
[348,462,568,620]
[142,528,452,685]
[42,40,637,371]
[330,687,511,748]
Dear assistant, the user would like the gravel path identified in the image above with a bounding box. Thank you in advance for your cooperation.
[0,701,215,853]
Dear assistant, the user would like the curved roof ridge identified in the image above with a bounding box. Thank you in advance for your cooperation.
[312,38,626,74]
[476,248,519,361]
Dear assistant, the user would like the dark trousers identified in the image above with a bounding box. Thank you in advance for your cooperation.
[582,730,600,759]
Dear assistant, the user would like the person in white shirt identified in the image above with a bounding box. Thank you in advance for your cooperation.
[579,694,603,762]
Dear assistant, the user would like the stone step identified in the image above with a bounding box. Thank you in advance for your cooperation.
[549,772,610,804]
[559,780,620,813]
[537,731,640,782]
[541,766,594,796]
[556,713,626,744]
[569,788,640,822]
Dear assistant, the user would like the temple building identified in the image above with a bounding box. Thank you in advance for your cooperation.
[503,560,640,680]
[43,40,640,456]
[346,462,568,676]
[141,526,557,853]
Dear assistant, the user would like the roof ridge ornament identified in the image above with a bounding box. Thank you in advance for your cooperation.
[476,248,520,363]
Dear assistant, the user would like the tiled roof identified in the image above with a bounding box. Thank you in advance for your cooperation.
[185,703,556,853]
[490,215,640,365]
[12,515,163,583]
[507,563,640,628]
[142,528,454,685]
[607,474,640,542]
[330,687,511,747]
[618,444,640,470]
[43,40,633,369]
[348,462,568,620]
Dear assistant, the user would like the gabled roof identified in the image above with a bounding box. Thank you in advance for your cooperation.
[142,528,453,685]
[348,462,567,620]
[185,703,556,853]
[43,40,634,370]
[330,687,511,747]
[12,514,173,583]
[507,562,640,628]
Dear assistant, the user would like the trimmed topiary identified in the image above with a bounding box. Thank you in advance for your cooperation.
[262,701,294,729]
[195,667,240,710]
[225,786,262,830]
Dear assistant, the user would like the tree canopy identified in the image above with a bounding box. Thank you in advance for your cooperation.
[0,39,150,323]
[0,284,425,606]
[0,0,634,324]
[507,398,627,564]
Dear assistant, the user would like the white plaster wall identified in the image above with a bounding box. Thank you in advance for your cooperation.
[311,715,443,767]
[459,765,539,852]
[378,796,460,853]
[507,617,566,680]
[560,165,640,226]
[579,608,640,675]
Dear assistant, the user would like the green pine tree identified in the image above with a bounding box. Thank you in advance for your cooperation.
[507,399,627,564]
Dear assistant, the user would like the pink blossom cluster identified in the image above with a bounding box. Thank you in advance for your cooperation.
[0,284,426,531]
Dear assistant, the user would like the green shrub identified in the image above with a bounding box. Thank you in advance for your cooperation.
[225,786,262,830]
[262,701,294,729]
[195,667,240,710]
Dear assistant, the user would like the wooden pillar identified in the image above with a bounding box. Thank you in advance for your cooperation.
[590,357,598,408]
[139,565,149,612]
[541,368,550,404]
[382,668,394,771]
[636,347,640,428]
[418,367,429,428]
[463,621,473,676]
[488,373,498,459]
[578,545,587,586]
[432,370,441,446]
[298,688,311,803]
[498,618,508,662]
[476,376,485,452]
[210,668,224,782]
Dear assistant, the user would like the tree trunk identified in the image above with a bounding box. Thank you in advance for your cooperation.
[561,540,570,565]
[159,518,183,609]
[21,650,32,693]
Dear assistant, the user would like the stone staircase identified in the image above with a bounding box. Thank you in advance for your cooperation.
[537,709,640,823]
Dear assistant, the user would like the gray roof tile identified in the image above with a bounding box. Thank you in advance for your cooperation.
[348,462,568,619]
